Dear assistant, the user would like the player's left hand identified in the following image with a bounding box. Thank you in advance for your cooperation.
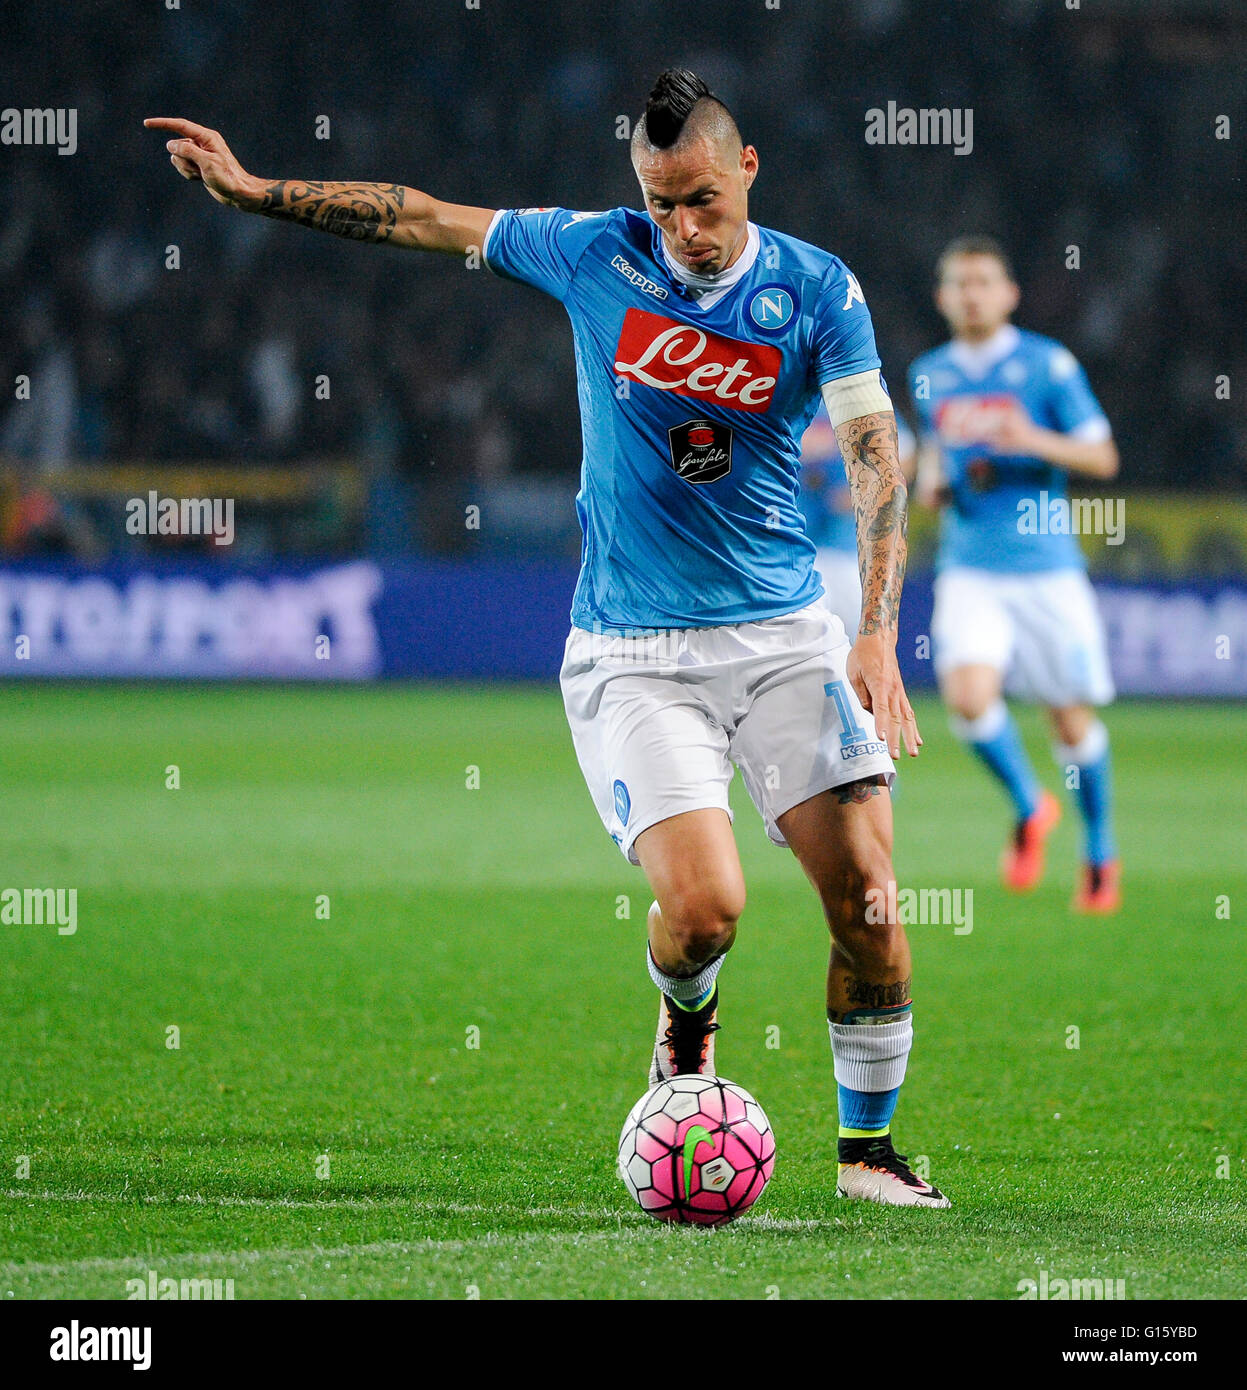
[979,401,1042,456]
[847,632,922,760]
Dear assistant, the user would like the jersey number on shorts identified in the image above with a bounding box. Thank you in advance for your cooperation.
[824,680,868,750]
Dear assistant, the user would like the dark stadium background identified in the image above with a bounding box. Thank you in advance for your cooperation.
[4,0,1247,1318]
[0,0,1243,686]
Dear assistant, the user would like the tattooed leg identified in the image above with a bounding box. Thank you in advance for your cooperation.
[774,785,911,1023]
[835,773,887,805]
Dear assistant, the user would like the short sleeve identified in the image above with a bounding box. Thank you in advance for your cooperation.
[482,206,596,302]
[1045,344,1112,439]
[812,259,882,386]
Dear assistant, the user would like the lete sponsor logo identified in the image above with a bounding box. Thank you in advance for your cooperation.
[934,394,1018,446]
[614,308,781,412]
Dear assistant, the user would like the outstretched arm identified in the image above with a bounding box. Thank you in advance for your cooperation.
[144,118,495,256]
[834,409,921,760]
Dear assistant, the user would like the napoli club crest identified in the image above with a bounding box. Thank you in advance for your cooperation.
[667,418,733,484]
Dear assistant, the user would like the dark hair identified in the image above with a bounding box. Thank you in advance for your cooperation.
[638,67,733,150]
[936,235,1015,283]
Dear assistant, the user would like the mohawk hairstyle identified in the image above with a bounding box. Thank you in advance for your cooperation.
[636,67,736,151]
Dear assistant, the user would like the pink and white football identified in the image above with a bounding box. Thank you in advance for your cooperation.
[618,1075,776,1226]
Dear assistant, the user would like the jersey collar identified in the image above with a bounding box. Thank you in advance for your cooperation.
[947,323,1021,379]
[654,221,760,310]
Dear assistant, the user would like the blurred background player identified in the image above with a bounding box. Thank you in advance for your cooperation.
[799,399,916,637]
[908,237,1121,912]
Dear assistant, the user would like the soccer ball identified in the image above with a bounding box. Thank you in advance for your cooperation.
[618,1075,775,1226]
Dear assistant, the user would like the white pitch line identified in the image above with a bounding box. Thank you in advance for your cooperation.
[0,1188,618,1221]
[2,1189,837,1282]
[1,1189,832,1233]
[4,1227,655,1280]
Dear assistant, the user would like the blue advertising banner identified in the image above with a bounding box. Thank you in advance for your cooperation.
[1,560,1244,696]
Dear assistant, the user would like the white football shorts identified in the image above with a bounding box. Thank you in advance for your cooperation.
[814,546,863,638]
[559,600,896,866]
[932,565,1115,707]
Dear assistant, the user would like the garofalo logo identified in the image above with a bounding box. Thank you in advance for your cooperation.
[667,418,733,484]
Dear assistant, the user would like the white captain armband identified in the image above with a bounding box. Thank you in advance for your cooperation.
[819,369,894,428]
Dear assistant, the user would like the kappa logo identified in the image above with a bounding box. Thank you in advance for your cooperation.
[842,271,866,311]
[614,308,781,412]
[841,740,888,760]
[611,254,668,300]
[668,418,733,484]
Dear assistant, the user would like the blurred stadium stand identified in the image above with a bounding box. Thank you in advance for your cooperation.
[0,0,1243,686]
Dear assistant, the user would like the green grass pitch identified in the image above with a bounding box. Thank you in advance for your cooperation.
[1,683,1243,1300]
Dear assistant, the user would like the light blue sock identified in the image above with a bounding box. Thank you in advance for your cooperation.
[951,701,1040,821]
[837,1083,900,1134]
[1056,723,1117,865]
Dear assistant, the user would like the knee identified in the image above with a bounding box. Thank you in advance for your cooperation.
[654,886,742,966]
[823,853,902,963]
[1049,704,1093,748]
[946,689,997,725]
[942,669,1001,725]
[949,698,989,725]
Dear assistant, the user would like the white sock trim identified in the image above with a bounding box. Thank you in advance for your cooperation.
[949,700,1008,744]
[1053,720,1109,768]
[647,945,724,1002]
[829,1015,913,1092]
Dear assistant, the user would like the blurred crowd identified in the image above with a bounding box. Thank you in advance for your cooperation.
[1,0,1242,555]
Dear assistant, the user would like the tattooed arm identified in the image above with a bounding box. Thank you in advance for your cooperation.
[836,411,909,638]
[144,118,495,256]
[834,410,922,760]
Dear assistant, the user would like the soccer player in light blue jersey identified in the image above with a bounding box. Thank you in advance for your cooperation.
[909,238,1121,912]
[148,69,950,1205]
[799,401,916,636]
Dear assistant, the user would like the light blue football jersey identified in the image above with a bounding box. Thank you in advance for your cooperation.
[483,206,885,632]
[908,326,1111,573]
[798,402,915,554]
